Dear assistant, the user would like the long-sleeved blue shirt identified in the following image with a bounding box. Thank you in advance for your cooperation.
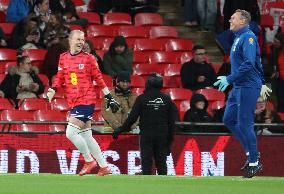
[226,25,264,88]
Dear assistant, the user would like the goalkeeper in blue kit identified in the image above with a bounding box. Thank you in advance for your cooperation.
[214,9,272,178]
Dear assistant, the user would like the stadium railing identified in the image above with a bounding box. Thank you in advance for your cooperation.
[0,121,284,135]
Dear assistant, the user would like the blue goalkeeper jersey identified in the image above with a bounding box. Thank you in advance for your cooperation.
[226,25,264,88]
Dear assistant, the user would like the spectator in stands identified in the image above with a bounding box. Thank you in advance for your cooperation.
[0,27,7,47]
[180,45,216,91]
[0,55,44,108]
[254,97,282,134]
[182,0,198,27]
[49,0,88,28]
[102,71,139,133]
[6,0,33,23]
[8,14,42,49]
[83,40,105,74]
[103,36,133,79]
[43,12,70,48]
[197,0,217,31]
[183,93,212,132]
[269,32,284,112]
[31,0,51,35]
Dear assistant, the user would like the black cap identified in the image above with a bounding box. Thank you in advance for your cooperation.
[113,36,127,47]
[117,71,131,82]
[145,73,163,90]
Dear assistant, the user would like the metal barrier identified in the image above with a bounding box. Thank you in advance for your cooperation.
[1,121,284,135]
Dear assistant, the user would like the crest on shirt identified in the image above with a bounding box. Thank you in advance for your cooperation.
[249,37,254,44]
[79,63,85,69]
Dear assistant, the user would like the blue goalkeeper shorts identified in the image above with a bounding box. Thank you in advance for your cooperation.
[70,105,95,123]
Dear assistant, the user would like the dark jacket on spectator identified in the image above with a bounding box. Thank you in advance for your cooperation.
[181,59,216,91]
[103,36,133,78]
[0,66,44,107]
[183,93,212,132]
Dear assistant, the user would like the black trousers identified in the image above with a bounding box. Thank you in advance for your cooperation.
[139,134,168,175]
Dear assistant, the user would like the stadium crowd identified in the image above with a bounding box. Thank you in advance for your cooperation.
[0,0,283,134]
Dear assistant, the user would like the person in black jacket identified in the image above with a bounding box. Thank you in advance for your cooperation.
[180,45,216,91]
[112,73,177,175]
[183,93,212,132]
[0,55,44,108]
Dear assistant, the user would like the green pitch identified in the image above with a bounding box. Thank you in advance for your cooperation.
[0,174,283,194]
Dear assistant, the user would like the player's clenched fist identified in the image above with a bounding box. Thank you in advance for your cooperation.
[46,88,56,102]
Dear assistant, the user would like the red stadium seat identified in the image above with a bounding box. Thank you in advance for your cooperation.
[77,12,100,24]
[95,50,105,59]
[177,52,193,64]
[149,26,178,39]
[0,110,35,131]
[87,25,117,38]
[69,24,85,32]
[103,12,132,25]
[93,110,104,122]
[4,61,16,74]
[117,26,149,38]
[0,98,14,110]
[133,51,149,64]
[0,0,10,10]
[211,100,225,111]
[133,63,165,77]
[72,0,85,6]
[87,37,114,51]
[134,13,163,26]
[164,64,182,76]
[132,87,145,96]
[148,51,177,64]
[163,76,181,88]
[164,88,192,101]
[0,23,15,37]
[134,39,164,52]
[38,74,49,86]
[131,75,145,88]
[23,49,47,72]
[165,39,193,52]
[179,100,190,120]
[94,74,113,87]
[278,112,284,121]
[0,48,17,73]
[212,63,222,74]
[0,73,4,83]
[260,15,274,28]
[18,98,49,111]
[50,98,70,112]
[195,88,225,102]
[34,110,67,132]
[0,11,6,23]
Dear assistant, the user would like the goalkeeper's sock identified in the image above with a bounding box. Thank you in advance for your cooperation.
[80,128,108,168]
[66,123,93,162]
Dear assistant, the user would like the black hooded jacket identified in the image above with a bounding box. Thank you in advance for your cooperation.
[183,93,212,132]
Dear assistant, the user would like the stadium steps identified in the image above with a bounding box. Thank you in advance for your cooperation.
[158,0,223,64]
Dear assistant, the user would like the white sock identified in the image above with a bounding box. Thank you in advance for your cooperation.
[66,123,93,162]
[246,152,249,156]
[80,128,108,168]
